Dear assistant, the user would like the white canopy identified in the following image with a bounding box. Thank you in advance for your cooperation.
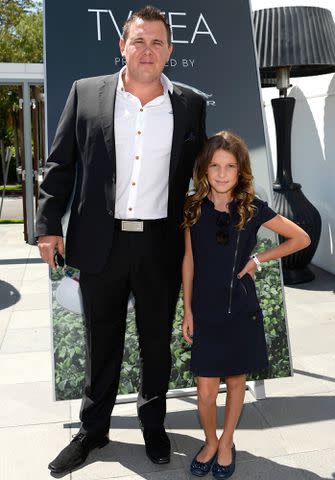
[0,63,43,84]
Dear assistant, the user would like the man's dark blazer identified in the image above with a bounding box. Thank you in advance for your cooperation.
[35,72,207,274]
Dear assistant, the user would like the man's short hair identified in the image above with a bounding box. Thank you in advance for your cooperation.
[122,5,171,45]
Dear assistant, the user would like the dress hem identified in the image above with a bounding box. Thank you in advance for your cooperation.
[191,364,268,378]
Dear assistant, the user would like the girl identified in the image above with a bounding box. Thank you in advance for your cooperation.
[181,131,310,479]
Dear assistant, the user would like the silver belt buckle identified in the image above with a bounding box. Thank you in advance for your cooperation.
[121,220,144,232]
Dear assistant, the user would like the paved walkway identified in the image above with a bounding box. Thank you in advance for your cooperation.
[0,196,23,220]
[0,224,334,479]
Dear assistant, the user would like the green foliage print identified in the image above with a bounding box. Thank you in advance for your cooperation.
[52,236,291,400]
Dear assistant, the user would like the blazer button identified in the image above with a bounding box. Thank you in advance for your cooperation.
[252,314,257,320]
[108,209,114,216]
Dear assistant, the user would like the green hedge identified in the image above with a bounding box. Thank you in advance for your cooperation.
[0,185,22,192]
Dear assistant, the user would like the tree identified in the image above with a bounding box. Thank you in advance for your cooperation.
[0,0,43,63]
[0,2,44,185]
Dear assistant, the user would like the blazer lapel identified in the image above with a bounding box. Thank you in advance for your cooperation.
[98,73,118,174]
[169,85,188,185]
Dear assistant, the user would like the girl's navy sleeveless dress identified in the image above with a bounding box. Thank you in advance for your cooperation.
[190,197,277,377]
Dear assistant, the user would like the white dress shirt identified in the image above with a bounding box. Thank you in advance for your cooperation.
[114,66,174,219]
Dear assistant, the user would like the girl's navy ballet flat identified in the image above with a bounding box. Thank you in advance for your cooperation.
[190,446,217,477]
[212,444,236,479]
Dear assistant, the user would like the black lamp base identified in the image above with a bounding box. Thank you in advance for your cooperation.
[271,96,321,286]
[283,266,315,285]
[273,184,321,286]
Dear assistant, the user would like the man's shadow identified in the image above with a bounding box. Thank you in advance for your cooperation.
[0,280,20,310]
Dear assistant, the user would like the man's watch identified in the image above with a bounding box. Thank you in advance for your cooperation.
[250,253,262,272]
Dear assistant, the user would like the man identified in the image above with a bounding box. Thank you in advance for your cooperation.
[36,6,206,474]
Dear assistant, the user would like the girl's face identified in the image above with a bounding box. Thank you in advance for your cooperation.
[206,148,239,196]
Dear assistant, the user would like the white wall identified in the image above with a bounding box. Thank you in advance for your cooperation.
[251,0,335,274]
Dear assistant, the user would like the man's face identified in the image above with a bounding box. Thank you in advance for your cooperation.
[120,19,173,84]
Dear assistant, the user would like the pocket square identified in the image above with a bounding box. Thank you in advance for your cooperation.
[184,131,197,142]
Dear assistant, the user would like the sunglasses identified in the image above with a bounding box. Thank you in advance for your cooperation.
[216,216,230,245]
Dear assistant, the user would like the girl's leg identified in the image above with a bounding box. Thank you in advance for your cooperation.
[196,376,220,462]
[217,374,246,465]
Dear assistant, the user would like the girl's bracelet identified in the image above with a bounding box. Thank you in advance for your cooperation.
[250,253,262,272]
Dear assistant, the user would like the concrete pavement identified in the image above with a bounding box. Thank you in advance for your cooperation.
[0,196,23,220]
[0,224,334,479]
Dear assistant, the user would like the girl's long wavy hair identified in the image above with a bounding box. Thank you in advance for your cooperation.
[182,131,256,230]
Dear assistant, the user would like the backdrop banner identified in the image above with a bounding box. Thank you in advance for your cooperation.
[44,0,292,400]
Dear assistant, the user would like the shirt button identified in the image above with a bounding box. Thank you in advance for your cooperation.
[140,108,144,112]
[137,131,142,135]
[135,155,140,160]
[132,182,136,186]
[128,207,133,212]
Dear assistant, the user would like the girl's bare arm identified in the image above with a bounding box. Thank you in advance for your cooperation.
[182,228,194,344]
[182,228,194,315]
[238,214,311,278]
[257,214,311,263]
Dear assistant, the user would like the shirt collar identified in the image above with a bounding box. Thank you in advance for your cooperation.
[117,65,173,95]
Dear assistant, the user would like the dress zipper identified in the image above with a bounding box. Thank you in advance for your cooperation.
[228,230,241,314]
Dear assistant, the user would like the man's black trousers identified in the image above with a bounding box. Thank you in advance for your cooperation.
[78,220,181,437]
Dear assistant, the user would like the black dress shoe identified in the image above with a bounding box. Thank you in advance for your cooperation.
[48,432,109,474]
[142,426,171,464]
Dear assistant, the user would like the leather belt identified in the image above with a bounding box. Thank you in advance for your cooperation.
[114,218,167,232]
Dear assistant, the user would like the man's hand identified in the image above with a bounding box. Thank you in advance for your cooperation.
[38,235,64,269]
[182,311,194,345]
